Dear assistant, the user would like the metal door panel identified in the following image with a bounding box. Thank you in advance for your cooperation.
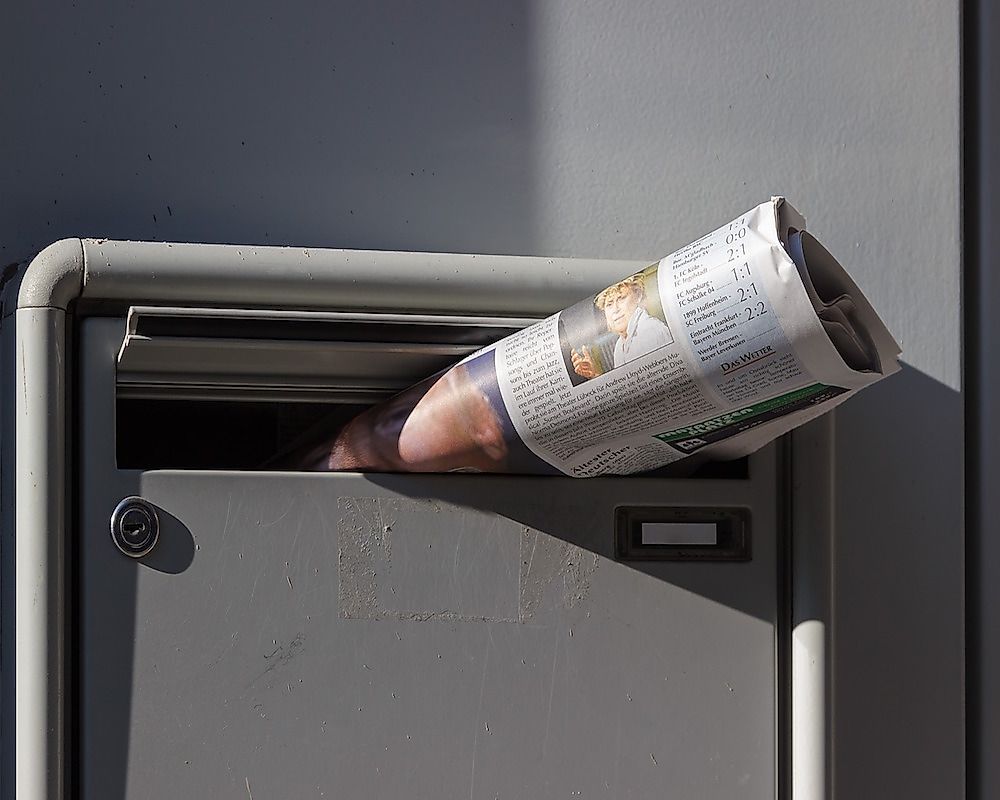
[79,317,780,798]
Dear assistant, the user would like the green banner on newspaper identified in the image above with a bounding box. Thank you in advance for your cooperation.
[655,383,848,454]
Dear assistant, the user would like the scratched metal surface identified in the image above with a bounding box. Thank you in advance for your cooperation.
[79,318,778,798]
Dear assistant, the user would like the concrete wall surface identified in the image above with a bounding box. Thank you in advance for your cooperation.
[1,1,962,797]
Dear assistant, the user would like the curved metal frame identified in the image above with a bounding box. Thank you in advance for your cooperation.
[12,237,830,799]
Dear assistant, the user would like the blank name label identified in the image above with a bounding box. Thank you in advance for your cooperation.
[640,521,718,546]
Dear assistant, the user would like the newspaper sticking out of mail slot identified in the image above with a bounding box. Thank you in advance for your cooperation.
[290,198,900,476]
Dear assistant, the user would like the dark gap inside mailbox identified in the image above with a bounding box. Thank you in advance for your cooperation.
[115,396,749,477]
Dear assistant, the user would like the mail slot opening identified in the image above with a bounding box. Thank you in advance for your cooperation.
[114,305,527,470]
[114,305,749,476]
[115,396,749,476]
[115,397,363,470]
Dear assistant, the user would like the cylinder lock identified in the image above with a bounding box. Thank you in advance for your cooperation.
[110,496,160,558]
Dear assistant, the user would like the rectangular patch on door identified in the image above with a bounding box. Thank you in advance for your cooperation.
[337,497,599,623]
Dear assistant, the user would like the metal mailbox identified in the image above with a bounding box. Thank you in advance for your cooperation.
[1,239,832,799]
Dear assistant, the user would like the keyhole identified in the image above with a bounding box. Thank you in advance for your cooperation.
[111,498,159,557]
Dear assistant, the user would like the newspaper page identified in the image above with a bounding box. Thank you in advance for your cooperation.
[291,198,900,476]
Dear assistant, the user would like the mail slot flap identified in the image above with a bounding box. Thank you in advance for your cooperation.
[117,306,539,402]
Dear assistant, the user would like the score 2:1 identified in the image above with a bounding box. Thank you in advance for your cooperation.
[737,282,758,302]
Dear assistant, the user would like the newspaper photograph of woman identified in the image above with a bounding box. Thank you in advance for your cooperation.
[559,263,674,386]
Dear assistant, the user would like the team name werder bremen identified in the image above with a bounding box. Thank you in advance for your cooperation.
[720,344,775,373]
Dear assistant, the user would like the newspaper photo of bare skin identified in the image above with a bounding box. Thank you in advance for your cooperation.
[292,198,901,476]
[291,348,557,475]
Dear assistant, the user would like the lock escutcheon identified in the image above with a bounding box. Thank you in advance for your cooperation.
[110,497,159,558]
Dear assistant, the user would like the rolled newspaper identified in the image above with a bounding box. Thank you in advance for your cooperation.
[291,198,900,476]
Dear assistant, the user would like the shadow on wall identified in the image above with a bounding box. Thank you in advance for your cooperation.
[830,364,964,799]
[0,2,537,259]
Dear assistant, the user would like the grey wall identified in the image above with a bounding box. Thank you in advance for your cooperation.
[1,1,963,797]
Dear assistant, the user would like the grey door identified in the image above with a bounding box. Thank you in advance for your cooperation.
[79,316,783,798]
